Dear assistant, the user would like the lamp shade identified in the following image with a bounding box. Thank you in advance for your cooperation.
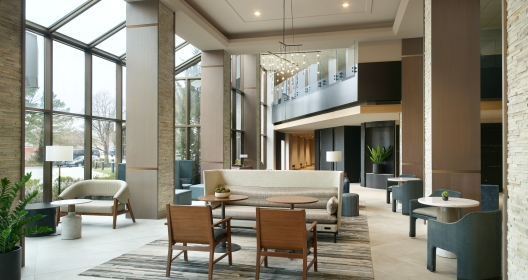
[45,146,73,161]
[326,151,342,162]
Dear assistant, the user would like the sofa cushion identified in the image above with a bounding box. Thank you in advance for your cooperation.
[220,185,338,209]
[212,205,337,224]
[413,207,437,217]
[60,200,126,214]
[326,196,338,214]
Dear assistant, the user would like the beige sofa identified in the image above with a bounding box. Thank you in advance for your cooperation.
[203,170,343,242]
[58,180,136,229]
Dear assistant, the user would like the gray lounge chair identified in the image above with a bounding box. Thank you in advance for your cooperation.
[386,174,416,204]
[427,210,502,280]
[408,189,461,237]
[392,179,423,215]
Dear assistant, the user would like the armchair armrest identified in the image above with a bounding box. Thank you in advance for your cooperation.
[306,221,317,232]
[213,216,232,227]
[409,199,429,213]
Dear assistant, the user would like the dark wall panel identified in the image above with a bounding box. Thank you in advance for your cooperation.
[345,126,361,182]
[319,128,333,170]
[275,131,285,170]
[334,126,345,171]
[314,130,320,170]
[357,61,402,102]
[481,123,502,191]
[362,121,396,180]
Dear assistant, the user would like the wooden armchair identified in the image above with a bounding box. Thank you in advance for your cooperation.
[165,204,232,280]
[255,208,318,280]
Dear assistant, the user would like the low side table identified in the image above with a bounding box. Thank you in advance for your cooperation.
[198,194,249,253]
[418,197,480,258]
[51,199,92,240]
[25,203,58,237]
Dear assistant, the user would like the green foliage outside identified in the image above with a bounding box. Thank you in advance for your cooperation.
[367,144,393,164]
[25,176,82,203]
[0,173,52,253]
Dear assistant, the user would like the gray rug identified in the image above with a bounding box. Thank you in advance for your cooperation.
[81,204,373,279]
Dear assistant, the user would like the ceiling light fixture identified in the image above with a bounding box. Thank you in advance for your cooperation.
[255,11,261,16]
[343,3,349,7]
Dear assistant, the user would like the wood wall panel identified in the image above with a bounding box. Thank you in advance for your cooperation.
[402,37,423,56]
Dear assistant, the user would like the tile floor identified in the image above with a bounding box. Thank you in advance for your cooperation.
[22,184,459,279]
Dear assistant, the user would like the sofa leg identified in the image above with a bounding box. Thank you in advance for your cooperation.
[334,232,337,243]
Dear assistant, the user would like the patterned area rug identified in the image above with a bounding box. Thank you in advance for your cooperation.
[81,204,373,279]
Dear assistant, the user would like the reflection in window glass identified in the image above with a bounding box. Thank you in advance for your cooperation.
[52,115,84,200]
[53,42,85,114]
[93,56,116,118]
[175,128,186,160]
[25,112,44,202]
[26,0,87,27]
[236,93,242,130]
[175,44,201,66]
[176,61,201,77]
[25,31,44,109]
[96,28,126,56]
[122,122,126,163]
[175,80,187,125]
[190,80,201,125]
[56,0,126,43]
[122,66,127,120]
[189,127,201,183]
[92,120,116,179]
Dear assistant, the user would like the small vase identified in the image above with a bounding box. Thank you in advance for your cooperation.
[215,192,230,198]
[373,164,383,174]
[442,196,448,201]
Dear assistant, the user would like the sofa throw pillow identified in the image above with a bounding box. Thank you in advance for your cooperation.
[326,196,338,215]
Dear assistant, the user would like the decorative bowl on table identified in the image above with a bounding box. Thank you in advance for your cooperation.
[214,186,231,198]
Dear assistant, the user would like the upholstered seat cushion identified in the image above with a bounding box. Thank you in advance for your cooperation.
[413,207,437,217]
[212,205,337,224]
[213,228,227,242]
[60,200,126,214]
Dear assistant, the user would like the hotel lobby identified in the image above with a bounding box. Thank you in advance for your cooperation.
[0,0,526,279]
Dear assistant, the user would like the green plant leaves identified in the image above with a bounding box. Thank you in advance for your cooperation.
[0,172,52,253]
[367,144,393,164]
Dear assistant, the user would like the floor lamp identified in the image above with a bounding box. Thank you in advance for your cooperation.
[326,151,342,171]
[46,146,73,197]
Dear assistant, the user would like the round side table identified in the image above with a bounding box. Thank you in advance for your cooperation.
[25,203,59,237]
[51,199,92,240]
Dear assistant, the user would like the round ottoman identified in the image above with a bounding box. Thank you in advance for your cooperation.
[25,203,58,237]
[342,193,359,217]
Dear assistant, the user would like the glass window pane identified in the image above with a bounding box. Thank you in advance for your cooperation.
[95,28,126,56]
[25,112,44,203]
[175,44,201,66]
[190,80,201,125]
[25,31,44,109]
[122,122,126,163]
[53,42,85,114]
[189,127,201,184]
[93,56,116,118]
[175,80,187,125]
[122,66,126,120]
[92,120,116,179]
[26,0,87,28]
[236,93,242,130]
[175,128,186,160]
[176,61,202,77]
[56,0,126,43]
[52,115,84,200]
[176,35,186,47]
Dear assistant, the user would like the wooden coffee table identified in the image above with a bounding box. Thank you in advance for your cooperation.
[198,194,249,253]
[266,196,318,210]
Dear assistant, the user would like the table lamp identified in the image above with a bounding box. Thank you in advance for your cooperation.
[46,146,73,197]
[326,151,342,171]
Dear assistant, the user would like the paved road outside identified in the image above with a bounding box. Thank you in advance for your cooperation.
[25,166,110,182]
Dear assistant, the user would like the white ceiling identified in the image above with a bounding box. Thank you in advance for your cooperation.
[162,0,424,54]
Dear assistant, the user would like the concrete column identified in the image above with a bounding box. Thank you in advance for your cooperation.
[126,0,175,219]
[200,50,231,173]
[242,54,261,169]
[423,0,481,206]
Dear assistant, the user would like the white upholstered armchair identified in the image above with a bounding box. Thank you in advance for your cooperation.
[57,180,136,229]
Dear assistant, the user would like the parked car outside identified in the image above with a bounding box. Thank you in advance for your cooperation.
[63,155,99,167]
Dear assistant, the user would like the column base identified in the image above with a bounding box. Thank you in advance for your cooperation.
[61,212,82,240]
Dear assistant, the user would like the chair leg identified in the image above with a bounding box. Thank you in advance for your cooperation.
[112,199,118,229]
[255,249,261,280]
[302,253,308,280]
[263,249,268,267]
[386,189,391,204]
[127,201,136,223]
[409,216,417,237]
[208,247,214,280]
[166,246,173,277]
[392,199,397,212]
[183,243,188,261]
[313,232,318,272]
[228,238,232,265]
[427,244,437,272]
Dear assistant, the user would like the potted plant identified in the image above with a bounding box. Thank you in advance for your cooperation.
[442,191,449,201]
[0,173,52,280]
[367,145,393,174]
[214,186,231,198]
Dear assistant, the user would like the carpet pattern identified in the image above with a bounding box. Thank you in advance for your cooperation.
[81,204,373,279]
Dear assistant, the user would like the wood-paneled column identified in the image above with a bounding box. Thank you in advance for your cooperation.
[126,0,175,219]
[201,50,231,173]
[401,38,424,179]
[424,0,481,207]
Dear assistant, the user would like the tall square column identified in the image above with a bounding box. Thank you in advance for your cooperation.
[126,0,175,219]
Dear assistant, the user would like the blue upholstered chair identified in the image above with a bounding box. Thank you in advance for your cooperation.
[175,160,193,189]
[481,184,499,211]
[391,179,423,215]
[427,210,502,280]
[386,174,416,204]
[408,189,462,237]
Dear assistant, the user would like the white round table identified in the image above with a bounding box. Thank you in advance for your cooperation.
[418,197,480,258]
[387,177,421,186]
[51,199,92,240]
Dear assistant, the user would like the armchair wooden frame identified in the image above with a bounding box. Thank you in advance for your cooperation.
[57,197,135,229]
[165,204,232,280]
[255,208,318,280]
